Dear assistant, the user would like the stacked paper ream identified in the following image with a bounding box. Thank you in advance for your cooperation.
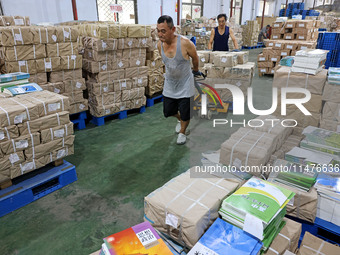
[144,168,240,248]
[0,91,74,183]
[321,68,340,131]
[272,66,327,128]
[292,49,328,75]
[0,23,88,114]
[145,26,164,97]
[81,24,151,117]
[315,173,340,226]
[258,40,317,75]
[242,20,259,47]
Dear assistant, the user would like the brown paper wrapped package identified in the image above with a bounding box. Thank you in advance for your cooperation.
[86,24,127,39]
[132,76,148,88]
[0,151,25,171]
[118,38,140,49]
[0,132,40,155]
[18,91,69,117]
[10,155,50,179]
[0,16,30,26]
[264,217,302,255]
[129,57,146,68]
[0,44,46,61]
[112,79,133,91]
[212,53,238,67]
[49,69,82,82]
[115,59,129,69]
[63,91,85,104]
[64,79,86,92]
[322,82,340,103]
[322,101,340,122]
[147,58,164,69]
[24,135,75,160]
[127,25,151,38]
[220,128,277,175]
[0,96,40,127]
[89,91,122,106]
[123,48,147,58]
[121,87,145,101]
[3,59,37,74]
[130,96,146,109]
[0,168,10,183]
[57,26,79,42]
[88,70,125,83]
[84,49,118,62]
[28,73,47,84]
[18,111,70,135]
[125,66,148,79]
[35,57,61,72]
[83,59,114,73]
[320,118,340,132]
[40,82,65,94]
[0,125,19,142]
[46,42,78,57]
[69,100,88,114]
[60,55,82,70]
[40,122,74,143]
[0,26,34,46]
[298,232,340,255]
[83,37,118,51]
[87,81,115,95]
[203,63,224,78]
[144,169,239,248]
[146,74,164,97]
[89,103,120,117]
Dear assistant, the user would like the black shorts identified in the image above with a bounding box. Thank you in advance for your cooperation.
[163,96,194,121]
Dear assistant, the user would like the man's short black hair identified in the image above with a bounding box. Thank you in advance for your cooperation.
[217,14,227,21]
[157,15,174,29]
[266,24,270,27]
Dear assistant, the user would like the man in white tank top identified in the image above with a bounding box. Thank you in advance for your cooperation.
[157,15,201,145]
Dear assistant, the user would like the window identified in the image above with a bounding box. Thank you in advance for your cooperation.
[231,0,243,25]
[97,0,137,24]
[182,0,203,19]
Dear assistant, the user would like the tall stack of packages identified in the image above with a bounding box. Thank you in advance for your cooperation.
[0,16,30,26]
[228,17,243,50]
[272,65,327,131]
[242,20,259,47]
[201,51,254,102]
[145,27,164,97]
[0,91,74,185]
[258,20,320,75]
[38,25,88,115]
[321,68,340,131]
[82,24,150,117]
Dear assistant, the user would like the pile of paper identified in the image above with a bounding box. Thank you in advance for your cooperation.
[327,67,340,85]
[315,173,340,226]
[268,159,317,191]
[285,147,334,166]
[188,218,262,255]
[219,177,295,251]
[291,49,328,75]
[300,126,340,164]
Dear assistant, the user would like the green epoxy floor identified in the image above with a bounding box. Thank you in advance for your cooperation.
[0,48,274,255]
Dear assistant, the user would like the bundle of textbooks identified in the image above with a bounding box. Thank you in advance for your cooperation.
[0,72,42,96]
[268,159,317,191]
[219,177,295,251]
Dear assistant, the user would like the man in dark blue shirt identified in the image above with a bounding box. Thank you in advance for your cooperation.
[208,13,239,51]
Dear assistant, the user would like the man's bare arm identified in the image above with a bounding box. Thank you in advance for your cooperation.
[185,40,199,72]
[229,28,239,50]
[208,28,215,50]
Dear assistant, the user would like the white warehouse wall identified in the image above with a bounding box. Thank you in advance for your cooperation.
[137,0,162,25]
[76,0,98,21]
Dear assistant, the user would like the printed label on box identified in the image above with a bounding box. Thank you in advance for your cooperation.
[103,86,108,92]
[76,82,82,88]
[138,78,142,84]
[221,58,227,63]
[271,58,278,61]
[281,52,287,56]
[102,41,107,49]
[269,43,274,46]
[45,62,52,69]
[52,35,57,42]
[14,19,24,25]
[201,57,206,62]
[0,131,4,140]
[14,33,23,42]
[122,82,126,87]
[287,45,293,49]
[166,213,179,228]
[136,60,141,65]
[275,43,281,47]
[274,24,280,27]
[118,61,123,68]
[105,109,111,114]
[54,88,60,94]
[54,129,65,138]
[14,113,27,124]
[298,36,304,39]
[286,36,292,39]
[48,103,61,112]
[259,57,265,61]
[79,104,85,110]
[21,162,34,172]
[261,69,266,72]
[63,31,70,38]
[18,61,26,66]
[101,64,107,70]
[301,46,307,50]
[57,149,66,159]
[128,40,133,47]
[71,55,76,60]
[299,24,304,27]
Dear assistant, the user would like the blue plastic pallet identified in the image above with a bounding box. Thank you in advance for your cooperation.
[286,216,340,246]
[146,94,164,107]
[0,161,77,217]
[70,111,87,130]
[242,45,262,49]
[91,106,146,126]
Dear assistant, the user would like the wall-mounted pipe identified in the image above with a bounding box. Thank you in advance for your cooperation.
[71,0,78,20]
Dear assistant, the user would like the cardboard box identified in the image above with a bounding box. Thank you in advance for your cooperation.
[285,21,297,28]
[273,66,327,95]
[46,42,79,57]
[0,44,46,61]
[280,50,291,57]
[82,59,114,73]
[129,57,146,68]
[273,22,285,28]
[213,53,238,67]
[144,169,240,248]
[296,20,314,28]
[49,69,82,82]
[84,49,116,62]
[258,67,268,74]
[298,232,340,255]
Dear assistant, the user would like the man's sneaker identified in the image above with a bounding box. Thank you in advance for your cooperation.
[175,121,181,133]
[177,133,187,145]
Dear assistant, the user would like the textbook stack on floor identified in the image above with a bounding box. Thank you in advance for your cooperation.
[81,24,151,117]
[0,91,74,184]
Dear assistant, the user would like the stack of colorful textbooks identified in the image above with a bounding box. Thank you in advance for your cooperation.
[0,72,42,96]
[219,177,295,251]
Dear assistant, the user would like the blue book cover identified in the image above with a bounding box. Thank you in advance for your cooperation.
[188,218,262,255]
[4,83,42,96]
[0,72,30,83]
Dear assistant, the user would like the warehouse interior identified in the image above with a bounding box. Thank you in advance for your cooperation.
[0,0,339,255]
